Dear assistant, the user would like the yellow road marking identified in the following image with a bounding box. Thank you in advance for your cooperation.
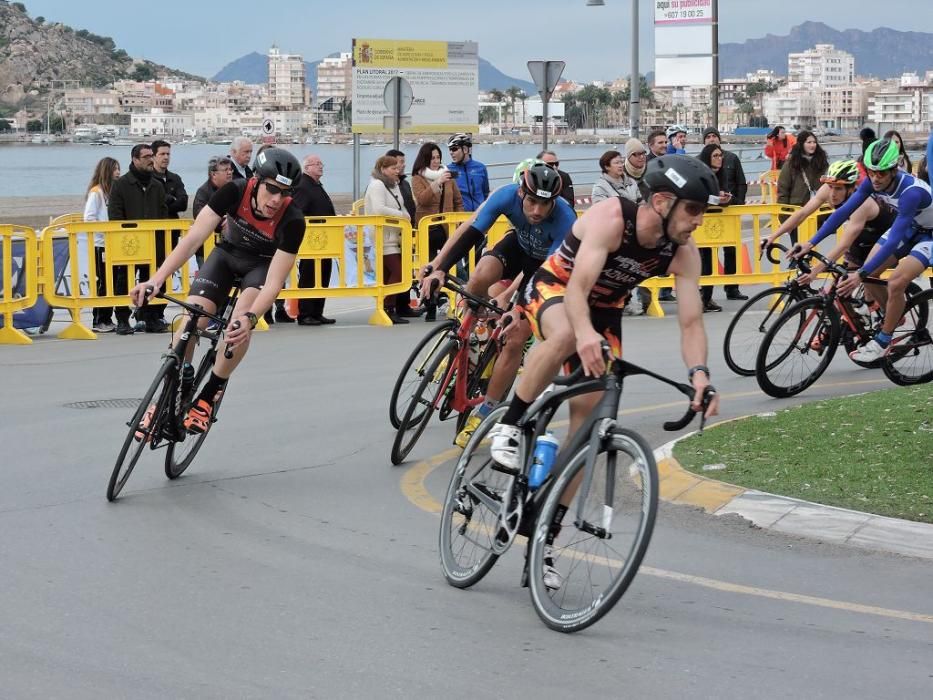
[400,380,933,625]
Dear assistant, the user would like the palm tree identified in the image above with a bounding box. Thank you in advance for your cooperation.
[505,86,524,127]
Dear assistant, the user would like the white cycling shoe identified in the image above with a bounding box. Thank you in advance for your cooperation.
[490,424,521,471]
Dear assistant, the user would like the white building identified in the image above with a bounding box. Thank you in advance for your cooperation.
[63,88,122,117]
[788,44,854,90]
[268,45,307,110]
[867,90,928,133]
[129,111,195,137]
[816,85,869,131]
[316,52,352,109]
[763,88,817,129]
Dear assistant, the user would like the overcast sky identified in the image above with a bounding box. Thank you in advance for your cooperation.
[16,0,933,82]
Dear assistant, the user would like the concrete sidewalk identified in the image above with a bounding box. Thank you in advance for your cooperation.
[655,439,933,561]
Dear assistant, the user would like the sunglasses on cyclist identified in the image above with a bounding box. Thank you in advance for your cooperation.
[681,200,709,216]
[449,146,461,153]
[262,181,294,197]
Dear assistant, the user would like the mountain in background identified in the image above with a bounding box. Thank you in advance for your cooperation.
[211,52,537,94]
[720,21,933,79]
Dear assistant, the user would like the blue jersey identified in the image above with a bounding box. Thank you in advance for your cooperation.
[472,184,577,260]
[447,158,490,211]
[810,171,933,274]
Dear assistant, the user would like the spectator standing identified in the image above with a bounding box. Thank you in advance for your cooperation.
[386,149,417,224]
[765,125,796,171]
[150,139,188,328]
[702,127,748,301]
[446,133,489,211]
[646,129,668,161]
[537,149,575,207]
[883,129,912,173]
[365,154,414,324]
[410,142,464,321]
[229,137,254,180]
[646,130,676,299]
[665,125,687,154]
[590,150,636,202]
[777,130,829,245]
[83,156,121,333]
[192,156,234,266]
[293,153,337,326]
[108,143,168,334]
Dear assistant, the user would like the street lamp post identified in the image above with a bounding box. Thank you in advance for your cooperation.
[585,0,639,139]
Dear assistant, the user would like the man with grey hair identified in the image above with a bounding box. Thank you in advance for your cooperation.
[229,137,254,180]
[292,153,337,325]
[537,149,575,207]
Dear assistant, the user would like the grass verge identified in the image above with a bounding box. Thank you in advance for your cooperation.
[673,384,933,523]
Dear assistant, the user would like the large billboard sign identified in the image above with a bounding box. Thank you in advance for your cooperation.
[351,38,479,133]
[653,0,714,87]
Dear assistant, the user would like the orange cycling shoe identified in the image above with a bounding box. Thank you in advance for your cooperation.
[184,399,214,434]
[134,403,157,442]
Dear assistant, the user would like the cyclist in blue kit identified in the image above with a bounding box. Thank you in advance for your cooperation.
[420,161,576,447]
[797,138,933,362]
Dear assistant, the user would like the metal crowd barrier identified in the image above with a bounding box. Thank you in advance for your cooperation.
[0,225,39,345]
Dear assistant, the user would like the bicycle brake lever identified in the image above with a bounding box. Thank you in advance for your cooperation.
[223,320,240,359]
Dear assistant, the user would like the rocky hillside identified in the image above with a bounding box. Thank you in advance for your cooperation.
[0,1,201,107]
[721,21,933,79]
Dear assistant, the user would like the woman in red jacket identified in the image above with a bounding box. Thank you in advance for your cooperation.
[764,125,797,170]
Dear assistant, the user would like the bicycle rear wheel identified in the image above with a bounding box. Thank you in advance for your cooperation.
[389,320,456,429]
[723,286,804,376]
[390,339,459,465]
[438,405,515,588]
[527,427,658,633]
[756,296,841,398]
[883,288,933,386]
[107,359,176,501]
[164,348,224,479]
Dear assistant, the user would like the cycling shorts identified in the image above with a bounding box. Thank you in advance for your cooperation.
[189,246,269,308]
[521,275,623,367]
[876,228,933,268]
[481,229,547,282]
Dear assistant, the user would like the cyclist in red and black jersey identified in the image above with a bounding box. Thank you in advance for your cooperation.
[130,147,305,432]
[491,155,722,470]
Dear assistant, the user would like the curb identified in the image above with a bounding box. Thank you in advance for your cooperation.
[654,433,933,561]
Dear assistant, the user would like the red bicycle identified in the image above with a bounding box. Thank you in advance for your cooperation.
[390,273,513,465]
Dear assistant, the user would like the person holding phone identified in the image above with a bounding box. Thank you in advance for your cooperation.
[696,142,743,311]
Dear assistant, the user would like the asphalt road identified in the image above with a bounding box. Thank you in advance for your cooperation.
[1,298,930,699]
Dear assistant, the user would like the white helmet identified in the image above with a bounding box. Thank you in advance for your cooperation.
[666,124,688,138]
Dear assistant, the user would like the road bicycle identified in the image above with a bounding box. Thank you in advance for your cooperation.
[390,273,512,465]
[723,243,817,376]
[107,289,238,501]
[755,249,930,397]
[438,352,715,633]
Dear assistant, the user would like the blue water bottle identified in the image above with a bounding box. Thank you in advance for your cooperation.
[529,432,561,489]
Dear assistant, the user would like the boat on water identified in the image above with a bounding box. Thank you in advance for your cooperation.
[73,126,99,143]
[211,138,233,145]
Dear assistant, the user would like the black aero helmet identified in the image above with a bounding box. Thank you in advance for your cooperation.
[640,154,720,205]
[521,162,563,200]
[254,147,302,188]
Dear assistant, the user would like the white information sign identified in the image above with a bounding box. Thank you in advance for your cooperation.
[654,0,713,25]
[351,38,479,134]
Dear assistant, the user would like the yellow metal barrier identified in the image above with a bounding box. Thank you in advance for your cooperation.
[0,225,39,345]
[41,219,194,339]
[277,215,417,326]
[351,198,365,215]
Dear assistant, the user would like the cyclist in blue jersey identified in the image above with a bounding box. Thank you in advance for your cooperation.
[420,162,576,447]
[796,139,933,362]
[446,133,490,212]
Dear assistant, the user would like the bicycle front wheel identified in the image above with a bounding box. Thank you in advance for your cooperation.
[723,286,804,376]
[527,427,658,633]
[107,358,176,501]
[390,339,459,465]
[438,405,513,588]
[389,320,456,429]
[756,296,841,398]
[883,288,933,386]
[165,349,224,479]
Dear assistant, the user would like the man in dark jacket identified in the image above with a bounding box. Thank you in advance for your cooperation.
[192,155,233,265]
[150,139,188,327]
[702,127,748,301]
[292,154,337,325]
[537,149,575,207]
[108,143,168,334]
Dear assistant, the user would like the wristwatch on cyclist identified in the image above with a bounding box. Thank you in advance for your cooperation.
[856,268,869,281]
[243,312,259,329]
[688,365,710,382]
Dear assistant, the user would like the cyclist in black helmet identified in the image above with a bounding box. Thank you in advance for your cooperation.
[130,146,306,433]
[491,154,721,469]
[420,159,576,448]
